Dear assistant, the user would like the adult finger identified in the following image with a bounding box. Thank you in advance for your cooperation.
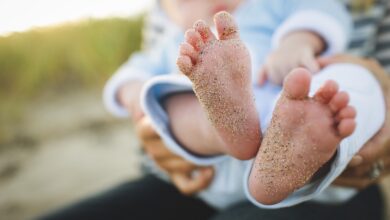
[357,132,387,165]
[342,163,373,177]
[135,117,160,140]
[342,156,390,178]
[356,113,390,165]
[333,175,373,189]
[171,167,214,195]
[334,168,390,189]
[158,157,198,174]
[348,155,364,167]
[143,139,177,160]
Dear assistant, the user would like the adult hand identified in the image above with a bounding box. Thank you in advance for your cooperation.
[135,116,214,195]
[318,54,390,189]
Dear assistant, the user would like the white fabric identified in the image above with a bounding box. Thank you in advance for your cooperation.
[244,63,386,208]
[141,74,271,209]
[141,64,385,208]
[141,75,229,165]
[197,159,249,209]
[104,0,357,209]
[272,10,349,56]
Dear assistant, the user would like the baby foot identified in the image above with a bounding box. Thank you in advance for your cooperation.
[176,12,261,160]
[248,68,356,205]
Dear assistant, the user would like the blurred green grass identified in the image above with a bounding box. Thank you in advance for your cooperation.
[0,17,143,124]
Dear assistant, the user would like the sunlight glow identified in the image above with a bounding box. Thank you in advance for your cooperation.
[0,0,153,35]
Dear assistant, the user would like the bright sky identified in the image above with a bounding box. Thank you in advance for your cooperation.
[0,0,153,36]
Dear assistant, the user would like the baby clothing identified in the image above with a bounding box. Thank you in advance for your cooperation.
[104,0,385,209]
[104,0,351,117]
[141,63,385,208]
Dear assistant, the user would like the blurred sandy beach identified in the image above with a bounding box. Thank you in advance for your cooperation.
[0,11,145,218]
[0,90,143,219]
[0,1,390,219]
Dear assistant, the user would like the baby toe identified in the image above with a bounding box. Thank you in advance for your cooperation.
[314,80,339,104]
[179,43,198,64]
[337,118,356,138]
[185,29,205,51]
[336,106,356,123]
[329,91,349,114]
[214,11,239,40]
[194,20,216,43]
[177,55,193,76]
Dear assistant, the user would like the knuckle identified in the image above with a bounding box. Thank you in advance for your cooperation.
[181,189,193,195]
[198,179,209,190]
[177,185,189,194]
[359,148,376,162]
[177,184,193,195]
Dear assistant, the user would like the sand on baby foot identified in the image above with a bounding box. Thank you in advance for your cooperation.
[177,12,261,159]
[248,69,356,205]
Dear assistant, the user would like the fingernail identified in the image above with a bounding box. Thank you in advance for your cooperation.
[349,155,363,167]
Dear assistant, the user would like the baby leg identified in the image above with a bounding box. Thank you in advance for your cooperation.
[175,12,261,159]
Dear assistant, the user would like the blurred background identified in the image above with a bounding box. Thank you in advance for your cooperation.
[1,0,390,219]
[0,0,152,219]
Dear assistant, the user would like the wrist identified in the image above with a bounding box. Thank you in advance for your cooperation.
[280,31,326,55]
[117,80,145,113]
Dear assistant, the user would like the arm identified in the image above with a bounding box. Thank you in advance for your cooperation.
[259,0,352,85]
[103,46,169,119]
[279,31,325,56]
[117,80,145,123]
[271,0,352,55]
[103,4,172,119]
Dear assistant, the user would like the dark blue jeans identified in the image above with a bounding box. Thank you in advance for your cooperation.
[39,175,384,220]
